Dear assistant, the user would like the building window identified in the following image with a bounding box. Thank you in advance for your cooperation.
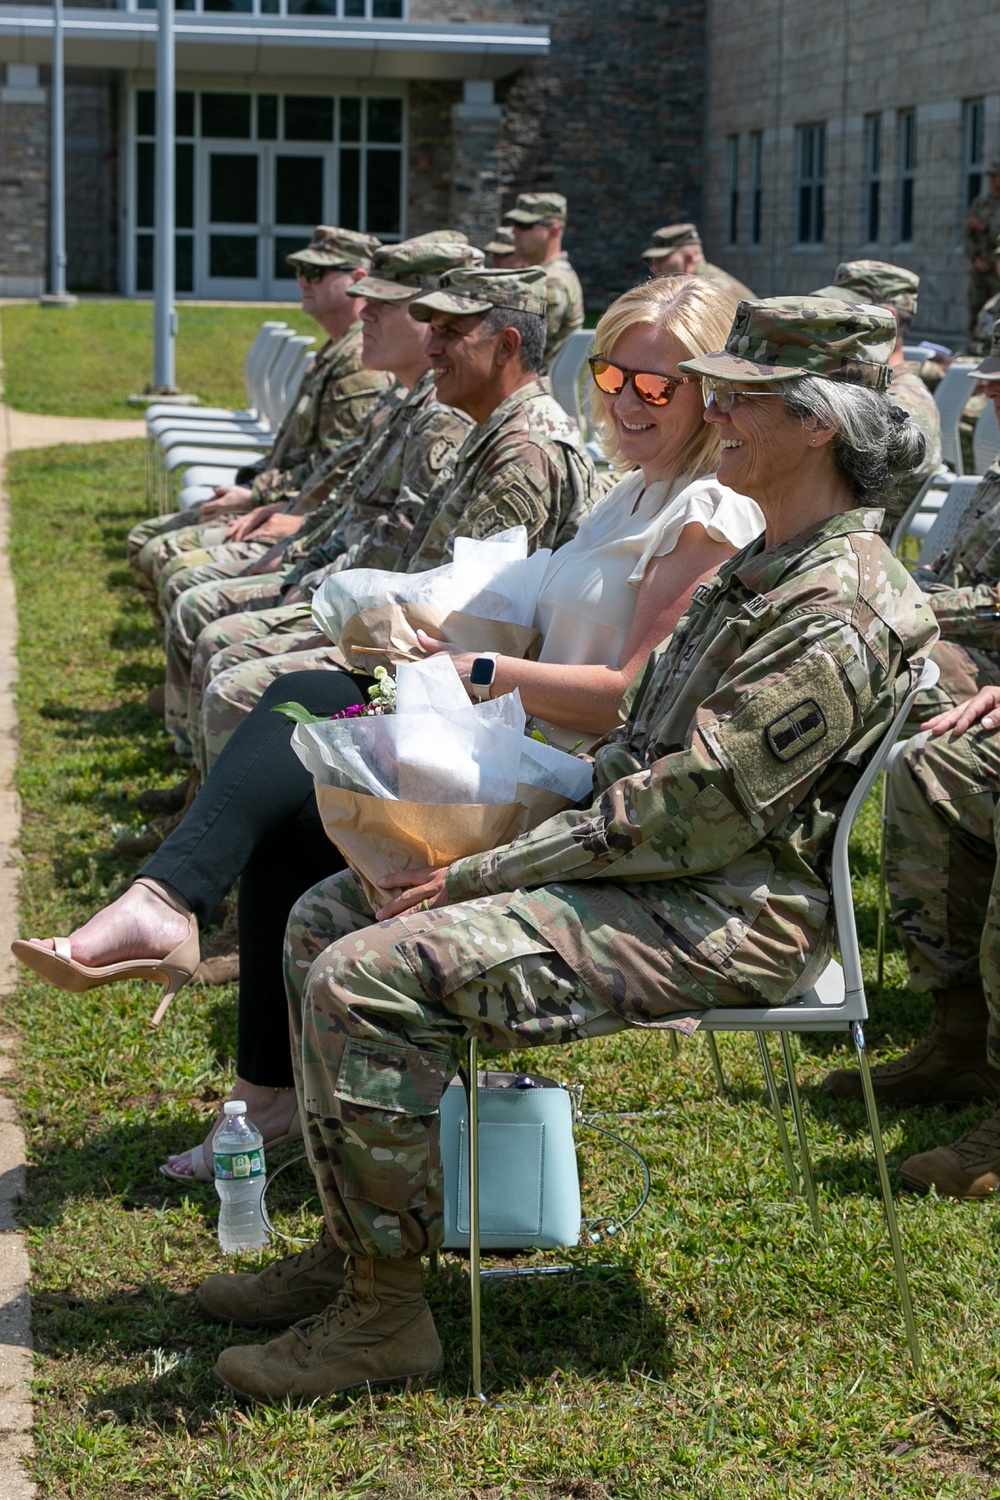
[964,97,985,206]
[749,130,763,245]
[796,122,825,244]
[132,87,404,295]
[726,134,739,245]
[863,113,882,243]
[134,0,404,13]
[896,108,917,243]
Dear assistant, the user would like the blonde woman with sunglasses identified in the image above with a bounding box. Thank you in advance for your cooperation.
[420,274,763,747]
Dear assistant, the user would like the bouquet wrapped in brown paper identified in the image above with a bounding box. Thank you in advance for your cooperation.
[311,526,549,672]
[288,654,593,912]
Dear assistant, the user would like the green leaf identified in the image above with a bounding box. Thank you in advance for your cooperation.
[269,701,325,725]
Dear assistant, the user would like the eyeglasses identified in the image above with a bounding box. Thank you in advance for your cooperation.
[589,357,699,407]
[701,378,787,413]
[296,263,353,284]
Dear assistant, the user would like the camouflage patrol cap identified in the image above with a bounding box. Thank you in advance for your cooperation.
[408,265,548,321]
[812,259,919,316]
[286,226,380,270]
[504,192,567,225]
[971,320,1000,381]
[347,235,485,303]
[678,296,895,390]
[484,225,516,255]
[642,222,702,260]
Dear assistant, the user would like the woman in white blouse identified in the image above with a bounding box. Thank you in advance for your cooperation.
[419,274,763,746]
[14,275,764,1181]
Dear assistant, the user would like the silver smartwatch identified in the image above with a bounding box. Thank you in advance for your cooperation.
[468,652,499,701]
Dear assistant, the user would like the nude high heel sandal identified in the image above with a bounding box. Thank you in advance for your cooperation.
[11,877,200,1029]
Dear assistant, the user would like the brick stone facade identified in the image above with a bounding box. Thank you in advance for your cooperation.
[65,71,119,293]
[702,0,1000,342]
[0,84,47,297]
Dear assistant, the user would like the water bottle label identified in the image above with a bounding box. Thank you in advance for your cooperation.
[214,1148,265,1180]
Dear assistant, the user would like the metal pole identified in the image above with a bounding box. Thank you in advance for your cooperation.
[153,0,176,391]
[49,0,67,297]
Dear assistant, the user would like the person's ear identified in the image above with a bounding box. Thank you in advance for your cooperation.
[803,414,836,448]
[494,325,522,368]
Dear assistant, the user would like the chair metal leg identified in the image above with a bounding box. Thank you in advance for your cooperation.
[465,1036,484,1397]
[669,1030,679,1058]
[756,1033,800,1198]
[706,1033,727,1092]
[779,1032,822,1234]
[876,770,890,985]
[852,1020,922,1371]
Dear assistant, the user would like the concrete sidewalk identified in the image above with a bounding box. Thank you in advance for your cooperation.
[2,406,145,451]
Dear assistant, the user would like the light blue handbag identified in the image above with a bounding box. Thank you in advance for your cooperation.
[439,1071,581,1252]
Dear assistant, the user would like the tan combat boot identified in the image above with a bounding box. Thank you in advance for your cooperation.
[196,1227,347,1328]
[900,1106,1000,1198]
[213,1255,442,1404]
[823,984,1000,1107]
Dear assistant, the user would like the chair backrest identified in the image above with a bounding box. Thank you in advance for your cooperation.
[259,328,297,425]
[273,337,316,423]
[933,361,978,474]
[262,333,312,426]
[830,658,939,1006]
[888,469,943,556]
[548,329,594,430]
[974,400,1000,475]
[244,322,287,416]
[916,475,983,566]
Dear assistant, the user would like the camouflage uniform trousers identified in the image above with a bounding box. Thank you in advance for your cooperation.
[197,635,341,776]
[164,575,287,754]
[157,540,273,613]
[284,870,629,1261]
[886,724,1000,1068]
[285,865,750,1260]
[127,509,226,599]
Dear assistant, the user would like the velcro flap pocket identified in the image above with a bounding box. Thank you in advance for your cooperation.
[708,643,856,812]
[335,1037,451,1115]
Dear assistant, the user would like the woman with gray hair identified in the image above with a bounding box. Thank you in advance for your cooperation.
[199,298,940,1406]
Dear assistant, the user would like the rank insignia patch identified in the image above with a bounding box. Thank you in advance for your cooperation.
[765,698,828,762]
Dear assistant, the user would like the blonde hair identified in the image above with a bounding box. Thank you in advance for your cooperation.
[589,274,738,480]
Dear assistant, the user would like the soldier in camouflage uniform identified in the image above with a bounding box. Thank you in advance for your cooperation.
[187,264,602,771]
[159,238,481,759]
[503,193,584,372]
[129,226,392,604]
[964,160,1000,343]
[197,298,938,1404]
[825,340,1000,1195]
[484,225,519,268]
[970,232,1000,354]
[811,260,942,525]
[642,222,755,305]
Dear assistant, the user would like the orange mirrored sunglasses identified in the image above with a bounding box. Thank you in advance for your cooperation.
[589,357,699,407]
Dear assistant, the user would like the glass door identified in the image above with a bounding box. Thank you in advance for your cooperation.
[200,144,263,297]
[264,145,331,298]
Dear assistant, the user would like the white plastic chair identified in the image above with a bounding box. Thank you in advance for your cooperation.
[973,401,1000,476]
[548,329,594,430]
[915,476,983,569]
[463,657,939,1394]
[933,361,980,475]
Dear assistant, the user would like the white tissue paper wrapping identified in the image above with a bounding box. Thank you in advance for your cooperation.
[310,526,552,642]
[290,655,593,807]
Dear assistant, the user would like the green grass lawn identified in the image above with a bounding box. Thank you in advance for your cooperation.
[0,301,315,419]
[6,439,1000,1496]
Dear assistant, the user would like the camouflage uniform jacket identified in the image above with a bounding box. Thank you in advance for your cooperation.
[974,291,1000,352]
[699,260,756,304]
[446,509,939,1009]
[883,365,943,523]
[250,323,392,507]
[916,457,1000,648]
[280,372,473,593]
[340,379,603,575]
[540,253,584,373]
[963,192,1000,266]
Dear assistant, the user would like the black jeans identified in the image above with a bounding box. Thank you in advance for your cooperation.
[142,669,371,1087]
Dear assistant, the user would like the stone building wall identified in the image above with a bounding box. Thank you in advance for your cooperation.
[0,68,47,297]
[409,0,708,313]
[65,71,119,292]
[703,0,1000,341]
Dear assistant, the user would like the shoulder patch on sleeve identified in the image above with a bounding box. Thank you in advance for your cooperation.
[708,643,856,811]
[463,466,548,539]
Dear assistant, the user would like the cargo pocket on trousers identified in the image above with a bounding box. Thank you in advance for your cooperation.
[334,1036,452,1212]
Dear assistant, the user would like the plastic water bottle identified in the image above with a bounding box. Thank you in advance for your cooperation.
[213,1101,269,1253]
